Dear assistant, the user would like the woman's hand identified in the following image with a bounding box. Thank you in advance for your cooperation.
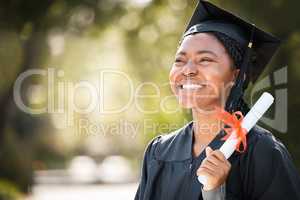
[196,146,231,191]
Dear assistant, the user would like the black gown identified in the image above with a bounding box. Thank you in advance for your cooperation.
[134,121,300,200]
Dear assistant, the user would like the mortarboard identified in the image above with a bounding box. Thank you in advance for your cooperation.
[182,0,281,112]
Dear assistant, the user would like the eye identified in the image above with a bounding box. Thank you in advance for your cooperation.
[174,57,186,66]
[198,57,213,65]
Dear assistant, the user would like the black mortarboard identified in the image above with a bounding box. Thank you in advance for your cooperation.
[182,0,281,113]
[183,0,281,82]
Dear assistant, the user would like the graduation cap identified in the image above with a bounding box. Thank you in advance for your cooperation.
[182,0,281,112]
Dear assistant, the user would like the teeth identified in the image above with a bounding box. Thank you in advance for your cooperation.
[182,84,203,90]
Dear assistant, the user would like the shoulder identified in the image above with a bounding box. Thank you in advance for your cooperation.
[237,126,300,198]
[242,125,292,168]
[144,122,193,162]
[248,125,286,154]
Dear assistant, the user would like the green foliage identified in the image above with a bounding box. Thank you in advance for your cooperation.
[0,129,33,193]
[0,180,22,200]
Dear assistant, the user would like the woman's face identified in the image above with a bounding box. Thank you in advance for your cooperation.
[169,33,239,111]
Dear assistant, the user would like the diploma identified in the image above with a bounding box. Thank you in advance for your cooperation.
[198,92,274,186]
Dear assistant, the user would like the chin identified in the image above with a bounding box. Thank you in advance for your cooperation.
[178,101,194,109]
[178,98,206,109]
[178,96,219,112]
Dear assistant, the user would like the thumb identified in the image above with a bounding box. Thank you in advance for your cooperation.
[205,146,213,156]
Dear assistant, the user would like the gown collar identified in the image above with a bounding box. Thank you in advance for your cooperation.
[154,121,226,162]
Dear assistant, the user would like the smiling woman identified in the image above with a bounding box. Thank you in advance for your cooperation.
[169,32,238,110]
[134,1,300,200]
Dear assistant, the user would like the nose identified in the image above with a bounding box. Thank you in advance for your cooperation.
[182,60,198,77]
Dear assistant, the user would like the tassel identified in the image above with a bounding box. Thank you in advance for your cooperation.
[225,26,255,114]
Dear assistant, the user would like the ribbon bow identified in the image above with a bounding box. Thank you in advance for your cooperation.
[215,107,248,153]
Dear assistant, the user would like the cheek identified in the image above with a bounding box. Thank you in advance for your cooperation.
[169,66,180,92]
[203,66,234,96]
[169,66,176,81]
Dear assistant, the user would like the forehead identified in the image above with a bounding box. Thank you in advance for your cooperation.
[177,33,226,55]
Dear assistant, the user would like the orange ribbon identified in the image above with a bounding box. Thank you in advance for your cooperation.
[214,107,248,153]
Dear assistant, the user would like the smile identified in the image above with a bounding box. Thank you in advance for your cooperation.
[178,83,206,90]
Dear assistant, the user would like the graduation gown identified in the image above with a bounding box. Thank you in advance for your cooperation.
[134,121,300,200]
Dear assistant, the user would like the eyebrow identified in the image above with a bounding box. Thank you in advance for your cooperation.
[176,50,218,57]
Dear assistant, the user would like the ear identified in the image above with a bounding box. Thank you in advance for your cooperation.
[233,69,240,82]
[233,69,248,82]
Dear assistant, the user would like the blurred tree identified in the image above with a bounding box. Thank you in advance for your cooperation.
[0,0,126,193]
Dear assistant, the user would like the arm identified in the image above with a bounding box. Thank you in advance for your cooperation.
[134,137,160,200]
[197,147,231,200]
[201,183,226,200]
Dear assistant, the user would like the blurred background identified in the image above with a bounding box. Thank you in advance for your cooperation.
[0,0,299,199]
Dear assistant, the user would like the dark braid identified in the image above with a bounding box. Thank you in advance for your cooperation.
[212,32,245,69]
[210,32,250,114]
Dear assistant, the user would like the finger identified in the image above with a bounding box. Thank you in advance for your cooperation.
[206,152,232,174]
[203,157,230,174]
[209,150,227,163]
[206,155,222,167]
[224,160,232,169]
[197,169,213,180]
[197,166,215,177]
[201,160,222,175]
[205,146,213,156]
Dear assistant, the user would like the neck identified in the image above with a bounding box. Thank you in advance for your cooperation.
[192,107,223,145]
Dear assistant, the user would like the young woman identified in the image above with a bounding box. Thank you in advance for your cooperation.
[135,1,300,200]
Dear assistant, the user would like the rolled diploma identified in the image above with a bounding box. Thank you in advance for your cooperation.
[198,92,274,186]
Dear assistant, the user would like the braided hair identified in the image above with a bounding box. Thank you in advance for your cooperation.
[210,31,250,115]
